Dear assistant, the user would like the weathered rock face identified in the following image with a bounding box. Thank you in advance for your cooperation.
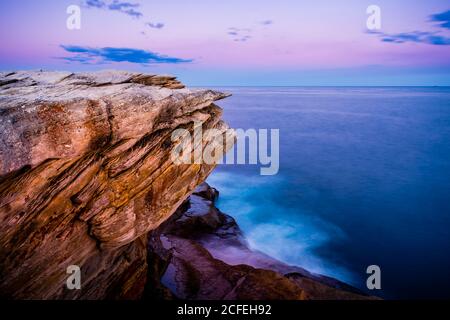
[0,70,233,299]
[147,183,376,300]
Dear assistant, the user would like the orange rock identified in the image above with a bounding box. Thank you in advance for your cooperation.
[0,70,232,299]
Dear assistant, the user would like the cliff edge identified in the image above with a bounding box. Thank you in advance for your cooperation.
[0,70,231,299]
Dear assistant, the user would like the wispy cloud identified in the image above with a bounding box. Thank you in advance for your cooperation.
[83,0,143,19]
[227,27,252,42]
[368,9,450,46]
[85,0,105,9]
[227,19,272,42]
[260,20,273,25]
[430,10,450,30]
[146,22,164,29]
[234,35,252,42]
[369,30,450,46]
[59,45,193,64]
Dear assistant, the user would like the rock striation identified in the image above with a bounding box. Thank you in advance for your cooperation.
[0,70,232,299]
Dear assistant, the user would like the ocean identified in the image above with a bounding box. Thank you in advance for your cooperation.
[205,87,450,299]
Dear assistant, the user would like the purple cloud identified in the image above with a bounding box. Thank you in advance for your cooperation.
[430,10,450,30]
[84,0,143,19]
[59,45,193,64]
[368,10,450,46]
[260,20,273,25]
[227,27,252,42]
[369,30,450,46]
[147,22,165,29]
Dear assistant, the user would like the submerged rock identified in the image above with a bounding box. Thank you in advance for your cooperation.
[147,182,376,300]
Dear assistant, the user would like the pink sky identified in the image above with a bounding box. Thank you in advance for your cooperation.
[1,0,449,85]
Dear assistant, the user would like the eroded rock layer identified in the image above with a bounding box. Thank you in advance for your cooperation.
[0,70,232,299]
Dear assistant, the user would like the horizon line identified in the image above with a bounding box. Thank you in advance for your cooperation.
[190,85,450,88]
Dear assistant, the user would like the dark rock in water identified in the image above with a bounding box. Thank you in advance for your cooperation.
[147,182,377,300]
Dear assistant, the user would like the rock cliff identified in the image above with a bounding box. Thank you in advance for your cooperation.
[0,70,373,300]
[0,70,232,299]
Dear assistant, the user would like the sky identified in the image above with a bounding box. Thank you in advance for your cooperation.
[0,0,449,85]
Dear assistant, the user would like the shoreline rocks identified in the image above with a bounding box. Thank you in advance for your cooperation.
[147,182,376,300]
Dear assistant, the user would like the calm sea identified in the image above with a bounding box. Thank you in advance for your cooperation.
[205,87,450,299]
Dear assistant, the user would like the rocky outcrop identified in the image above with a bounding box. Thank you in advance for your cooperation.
[0,70,374,300]
[0,70,233,299]
[147,182,374,300]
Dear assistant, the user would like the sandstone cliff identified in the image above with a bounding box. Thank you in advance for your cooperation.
[0,70,232,299]
[0,70,372,300]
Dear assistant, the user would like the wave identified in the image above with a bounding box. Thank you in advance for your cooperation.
[207,170,357,285]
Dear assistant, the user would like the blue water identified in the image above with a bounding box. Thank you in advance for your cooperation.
[206,87,450,299]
